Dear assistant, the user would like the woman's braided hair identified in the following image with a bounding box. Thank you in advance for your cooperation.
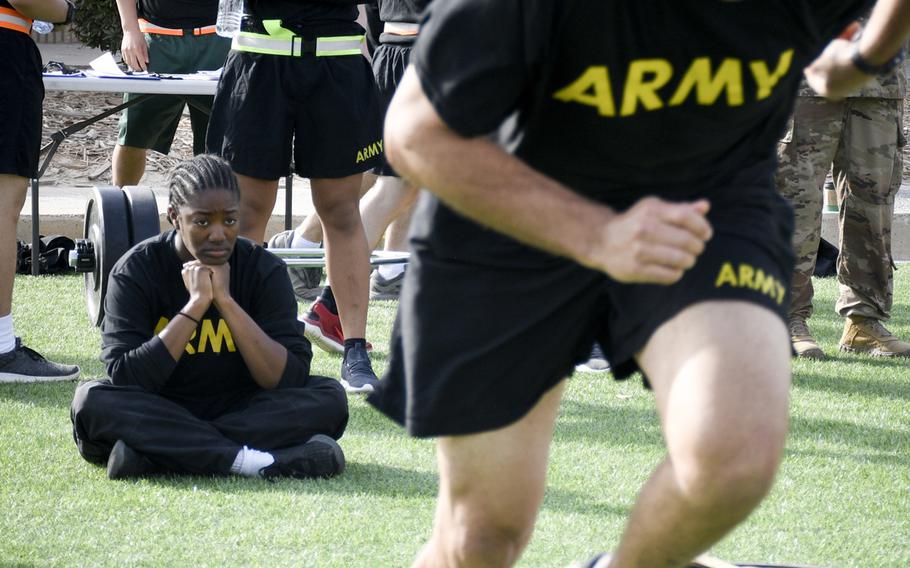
[167,154,239,223]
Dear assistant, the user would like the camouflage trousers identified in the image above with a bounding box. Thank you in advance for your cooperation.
[775,96,903,321]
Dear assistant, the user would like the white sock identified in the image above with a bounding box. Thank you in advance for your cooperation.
[378,263,405,280]
[291,232,320,249]
[229,446,275,477]
[0,314,15,354]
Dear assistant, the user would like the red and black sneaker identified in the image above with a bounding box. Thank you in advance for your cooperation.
[300,299,372,354]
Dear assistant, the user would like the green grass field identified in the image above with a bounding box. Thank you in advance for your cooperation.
[1,273,908,567]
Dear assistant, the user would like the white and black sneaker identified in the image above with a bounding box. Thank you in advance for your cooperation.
[575,343,610,373]
[267,230,323,301]
[369,269,405,300]
[0,338,79,383]
[340,343,380,394]
[259,435,345,479]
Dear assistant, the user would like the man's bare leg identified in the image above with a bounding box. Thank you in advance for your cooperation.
[235,174,280,243]
[414,381,566,568]
[384,200,415,251]
[112,144,148,187]
[603,301,790,568]
[0,175,28,316]
[360,176,419,249]
[311,175,370,338]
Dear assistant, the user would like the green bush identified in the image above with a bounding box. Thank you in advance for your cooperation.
[72,0,121,53]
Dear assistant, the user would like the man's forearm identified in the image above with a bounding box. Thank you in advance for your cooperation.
[858,0,910,65]
[8,0,68,23]
[114,0,140,32]
[385,68,616,271]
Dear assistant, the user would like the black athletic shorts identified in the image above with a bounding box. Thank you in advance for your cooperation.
[0,31,43,178]
[370,42,412,177]
[368,190,795,438]
[206,50,383,180]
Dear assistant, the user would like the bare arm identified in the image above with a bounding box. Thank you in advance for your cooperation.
[114,0,149,71]
[805,0,910,99]
[8,0,68,23]
[384,67,712,285]
[207,262,288,390]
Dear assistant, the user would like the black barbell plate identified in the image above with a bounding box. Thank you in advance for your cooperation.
[83,186,130,327]
[122,185,161,245]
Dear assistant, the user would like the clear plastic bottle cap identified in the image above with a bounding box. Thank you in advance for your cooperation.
[32,20,54,34]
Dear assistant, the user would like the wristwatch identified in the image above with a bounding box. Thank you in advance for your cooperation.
[850,41,905,76]
[59,0,76,25]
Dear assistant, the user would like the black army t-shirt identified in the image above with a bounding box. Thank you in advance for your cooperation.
[101,231,313,419]
[409,0,872,261]
[139,0,218,29]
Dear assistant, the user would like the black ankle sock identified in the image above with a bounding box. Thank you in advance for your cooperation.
[318,286,338,314]
[344,338,367,359]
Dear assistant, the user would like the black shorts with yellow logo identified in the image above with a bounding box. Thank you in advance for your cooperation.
[207,49,382,180]
[367,190,795,438]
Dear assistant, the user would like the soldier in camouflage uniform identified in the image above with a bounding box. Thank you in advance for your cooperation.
[775,34,909,358]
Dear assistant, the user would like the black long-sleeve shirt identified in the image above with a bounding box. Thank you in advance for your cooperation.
[100,231,313,419]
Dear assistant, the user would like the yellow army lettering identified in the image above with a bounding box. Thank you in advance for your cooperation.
[153,317,237,355]
[356,140,383,163]
[714,262,786,305]
[553,49,793,117]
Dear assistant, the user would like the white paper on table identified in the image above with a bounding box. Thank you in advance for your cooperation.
[89,52,126,75]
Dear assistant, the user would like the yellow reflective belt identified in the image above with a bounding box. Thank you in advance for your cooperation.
[231,19,363,57]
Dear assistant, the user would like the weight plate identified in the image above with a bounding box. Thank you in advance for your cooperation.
[83,186,130,327]
[122,186,160,245]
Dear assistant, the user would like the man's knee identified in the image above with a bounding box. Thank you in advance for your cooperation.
[442,511,534,568]
[673,426,785,513]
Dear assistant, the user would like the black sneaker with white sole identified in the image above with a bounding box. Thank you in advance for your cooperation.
[259,434,345,479]
[0,338,79,383]
[340,343,380,394]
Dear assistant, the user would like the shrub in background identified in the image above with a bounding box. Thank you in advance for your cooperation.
[72,0,121,53]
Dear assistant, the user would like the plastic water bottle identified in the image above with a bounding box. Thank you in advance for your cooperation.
[215,0,243,38]
[824,179,838,212]
[32,20,54,34]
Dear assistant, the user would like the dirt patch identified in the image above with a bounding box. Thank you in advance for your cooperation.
[40,90,195,188]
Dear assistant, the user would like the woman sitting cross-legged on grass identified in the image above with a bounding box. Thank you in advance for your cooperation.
[71,154,349,480]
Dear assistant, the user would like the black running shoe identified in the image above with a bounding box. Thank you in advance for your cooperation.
[340,343,379,394]
[259,434,345,479]
[107,439,156,480]
[0,338,79,383]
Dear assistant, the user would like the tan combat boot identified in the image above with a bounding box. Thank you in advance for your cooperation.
[788,315,825,359]
[839,315,910,357]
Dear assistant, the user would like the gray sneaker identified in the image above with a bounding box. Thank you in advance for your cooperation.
[0,338,80,383]
[267,230,323,301]
[369,269,405,300]
[575,343,610,373]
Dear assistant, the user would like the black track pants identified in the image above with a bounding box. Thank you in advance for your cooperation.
[71,377,348,475]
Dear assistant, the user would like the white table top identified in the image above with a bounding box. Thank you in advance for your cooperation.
[43,74,218,96]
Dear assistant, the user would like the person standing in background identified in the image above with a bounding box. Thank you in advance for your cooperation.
[111,0,230,186]
[0,0,80,382]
